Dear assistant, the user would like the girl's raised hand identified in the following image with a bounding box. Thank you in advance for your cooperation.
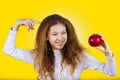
[94,34,113,56]
[13,19,40,31]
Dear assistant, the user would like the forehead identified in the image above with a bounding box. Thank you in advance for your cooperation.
[49,23,66,32]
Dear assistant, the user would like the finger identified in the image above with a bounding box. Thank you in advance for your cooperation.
[32,20,41,24]
[25,20,34,30]
[95,46,105,52]
[95,46,101,51]
[22,22,31,31]
[27,19,34,29]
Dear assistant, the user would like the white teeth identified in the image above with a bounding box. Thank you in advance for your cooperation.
[56,42,63,45]
[58,43,62,44]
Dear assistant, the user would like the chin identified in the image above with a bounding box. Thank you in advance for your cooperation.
[56,47,63,50]
[54,46,64,50]
[52,44,65,50]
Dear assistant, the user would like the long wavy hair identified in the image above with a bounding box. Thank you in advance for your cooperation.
[35,14,86,80]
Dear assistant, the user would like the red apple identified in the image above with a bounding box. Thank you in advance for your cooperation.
[88,34,103,46]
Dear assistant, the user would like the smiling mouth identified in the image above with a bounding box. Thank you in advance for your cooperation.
[56,41,64,45]
[57,42,63,45]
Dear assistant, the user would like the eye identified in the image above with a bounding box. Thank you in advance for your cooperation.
[52,33,57,36]
[62,31,67,34]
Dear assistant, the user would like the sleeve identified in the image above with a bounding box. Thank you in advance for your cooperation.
[2,29,35,65]
[83,52,116,76]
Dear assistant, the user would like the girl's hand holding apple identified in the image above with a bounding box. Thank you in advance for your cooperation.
[88,34,113,57]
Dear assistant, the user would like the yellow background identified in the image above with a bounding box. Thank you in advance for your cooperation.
[0,0,120,79]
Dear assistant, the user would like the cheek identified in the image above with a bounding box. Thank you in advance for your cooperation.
[48,36,56,42]
[64,34,67,40]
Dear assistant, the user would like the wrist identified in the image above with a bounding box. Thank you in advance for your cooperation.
[12,25,19,31]
[104,51,114,57]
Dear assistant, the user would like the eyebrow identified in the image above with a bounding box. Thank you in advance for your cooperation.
[51,30,66,33]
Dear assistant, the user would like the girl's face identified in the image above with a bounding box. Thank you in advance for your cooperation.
[48,23,67,50]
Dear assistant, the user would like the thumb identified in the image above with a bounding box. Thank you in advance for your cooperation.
[95,45,105,52]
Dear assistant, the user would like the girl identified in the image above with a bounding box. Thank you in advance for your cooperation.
[3,14,116,80]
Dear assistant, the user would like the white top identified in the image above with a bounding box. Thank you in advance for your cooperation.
[3,30,116,80]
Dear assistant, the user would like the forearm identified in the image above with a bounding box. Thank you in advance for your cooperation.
[3,28,18,54]
[105,55,116,76]
[3,28,34,64]
[84,52,116,76]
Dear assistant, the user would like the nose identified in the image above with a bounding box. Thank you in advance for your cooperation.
[57,35,64,41]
